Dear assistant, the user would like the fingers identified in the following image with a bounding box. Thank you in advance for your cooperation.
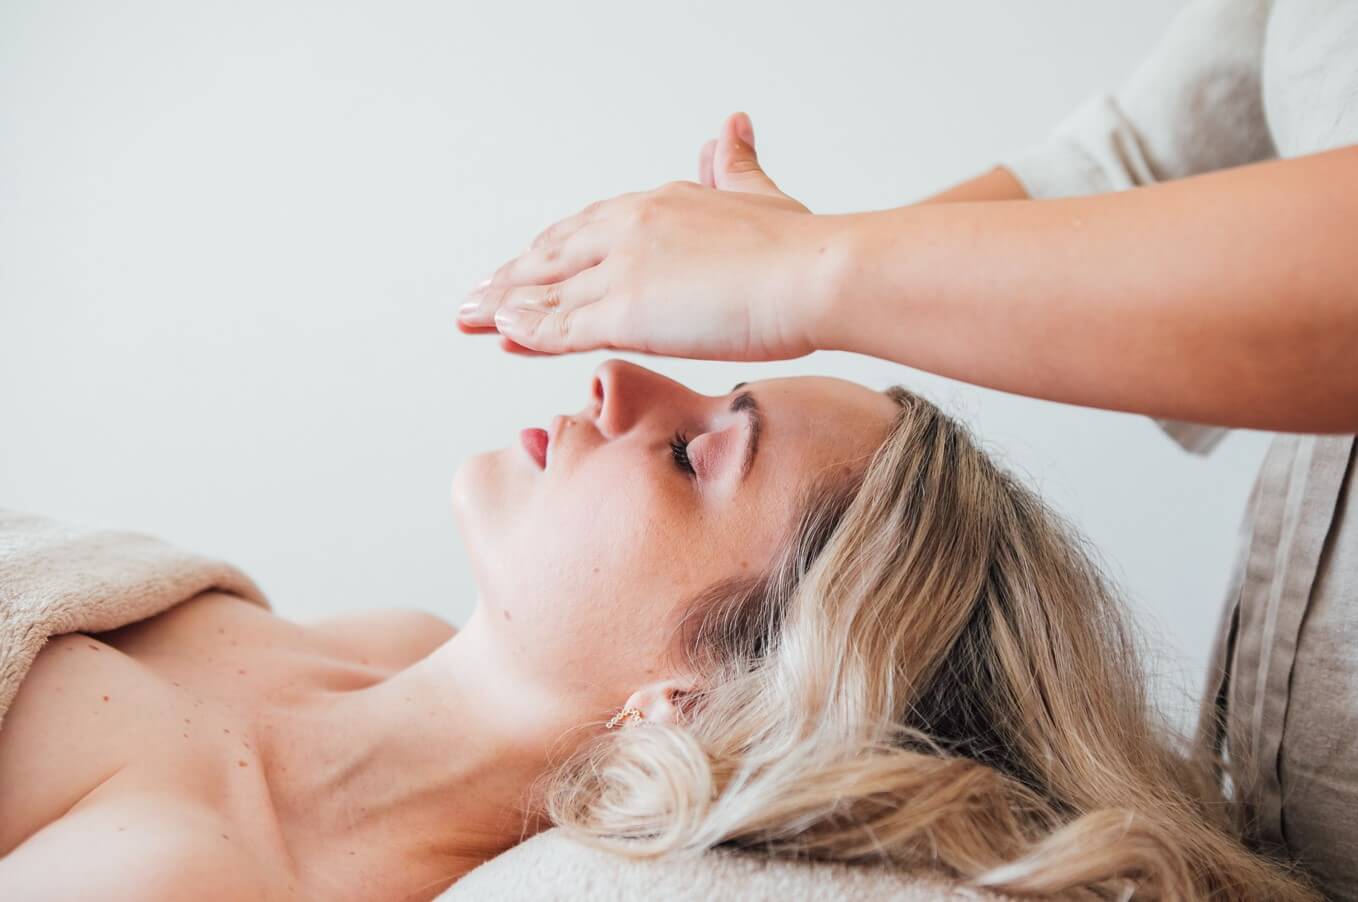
[698,138,716,188]
[456,317,497,335]
[713,111,786,198]
[488,229,605,296]
[490,266,612,354]
[461,259,608,337]
[494,301,611,355]
[525,198,604,254]
[457,314,555,356]
[499,334,551,356]
[459,324,555,356]
[460,220,611,324]
[464,193,616,299]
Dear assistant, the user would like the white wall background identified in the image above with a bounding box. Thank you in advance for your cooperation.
[0,0,1270,729]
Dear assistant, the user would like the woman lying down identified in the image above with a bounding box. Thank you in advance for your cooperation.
[0,359,1316,901]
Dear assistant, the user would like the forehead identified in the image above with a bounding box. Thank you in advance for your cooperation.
[743,375,898,483]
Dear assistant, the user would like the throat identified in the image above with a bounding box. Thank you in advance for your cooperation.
[257,640,570,894]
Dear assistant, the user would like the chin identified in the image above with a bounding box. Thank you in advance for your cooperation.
[450,447,524,590]
[454,438,517,496]
[449,453,482,521]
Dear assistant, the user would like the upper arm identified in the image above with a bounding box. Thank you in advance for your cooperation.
[1003,0,1275,196]
[0,804,265,902]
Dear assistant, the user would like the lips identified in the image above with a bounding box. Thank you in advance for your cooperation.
[520,427,548,469]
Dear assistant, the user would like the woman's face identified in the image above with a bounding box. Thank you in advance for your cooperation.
[450,359,898,711]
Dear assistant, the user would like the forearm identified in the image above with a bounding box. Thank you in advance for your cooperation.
[813,146,1358,433]
[913,164,1029,205]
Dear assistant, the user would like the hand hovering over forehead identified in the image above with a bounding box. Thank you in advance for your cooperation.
[456,112,833,361]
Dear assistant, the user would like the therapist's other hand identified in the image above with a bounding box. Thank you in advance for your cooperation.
[457,112,829,361]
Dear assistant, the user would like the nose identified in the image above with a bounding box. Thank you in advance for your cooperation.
[589,358,692,439]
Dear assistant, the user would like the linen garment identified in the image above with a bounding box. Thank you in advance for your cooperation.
[1001,1,1358,898]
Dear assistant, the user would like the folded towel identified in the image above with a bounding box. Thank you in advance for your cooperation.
[0,508,270,731]
[441,828,1006,901]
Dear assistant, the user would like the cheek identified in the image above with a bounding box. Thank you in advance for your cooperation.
[482,464,709,677]
[525,471,686,614]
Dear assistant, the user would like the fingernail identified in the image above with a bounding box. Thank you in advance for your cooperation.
[493,307,523,332]
[734,112,754,148]
[459,292,497,322]
[476,277,492,289]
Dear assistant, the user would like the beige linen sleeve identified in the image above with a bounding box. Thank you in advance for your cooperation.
[999,0,1278,454]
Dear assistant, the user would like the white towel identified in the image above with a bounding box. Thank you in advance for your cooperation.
[442,829,1005,901]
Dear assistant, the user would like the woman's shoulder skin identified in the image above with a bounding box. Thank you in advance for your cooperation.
[306,606,458,670]
[0,590,457,899]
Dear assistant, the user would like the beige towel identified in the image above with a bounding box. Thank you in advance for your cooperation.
[442,829,1005,901]
[0,508,270,731]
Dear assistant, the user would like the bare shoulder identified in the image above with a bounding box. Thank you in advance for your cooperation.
[307,608,458,670]
[0,798,279,902]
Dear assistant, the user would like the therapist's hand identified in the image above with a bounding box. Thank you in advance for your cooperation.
[456,112,831,361]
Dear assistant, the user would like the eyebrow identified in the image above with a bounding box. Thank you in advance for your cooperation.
[729,381,762,480]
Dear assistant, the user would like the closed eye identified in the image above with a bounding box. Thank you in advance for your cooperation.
[670,430,695,476]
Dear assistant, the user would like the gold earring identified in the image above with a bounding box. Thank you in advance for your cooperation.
[605,706,644,729]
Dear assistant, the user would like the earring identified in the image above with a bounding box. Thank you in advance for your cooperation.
[605,706,645,729]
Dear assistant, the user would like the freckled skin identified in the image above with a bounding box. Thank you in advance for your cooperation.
[0,361,896,900]
[0,594,456,899]
[451,360,898,718]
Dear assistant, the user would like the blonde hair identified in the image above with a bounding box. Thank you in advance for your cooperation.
[545,387,1317,900]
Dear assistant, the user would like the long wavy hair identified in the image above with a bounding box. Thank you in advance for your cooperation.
[544,386,1316,900]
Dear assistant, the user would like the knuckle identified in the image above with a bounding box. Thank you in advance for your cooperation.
[632,195,662,225]
[517,306,544,337]
[555,306,575,342]
[530,224,557,250]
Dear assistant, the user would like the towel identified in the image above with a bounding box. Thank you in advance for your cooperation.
[0,508,270,731]
[441,829,1006,901]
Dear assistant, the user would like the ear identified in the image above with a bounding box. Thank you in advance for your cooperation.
[622,675,699,726]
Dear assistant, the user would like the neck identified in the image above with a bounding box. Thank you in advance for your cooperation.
[263,609,588,900]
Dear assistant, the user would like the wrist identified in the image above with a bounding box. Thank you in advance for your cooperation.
[795,211,873,354]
